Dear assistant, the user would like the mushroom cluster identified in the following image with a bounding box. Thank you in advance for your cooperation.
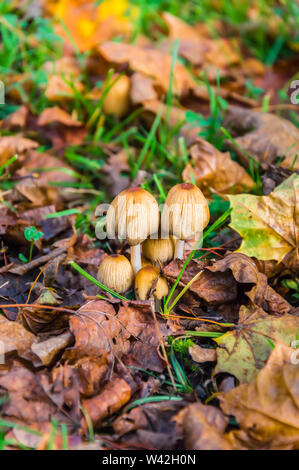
[97,183,209,310]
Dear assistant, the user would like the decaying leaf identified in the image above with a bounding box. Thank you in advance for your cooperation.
[0,315,36,359]
[37,106,82,127]
[0,136,38,166]
[162,12,240,69]
[208,253,292,315]
[98,41,194,96]
[221,343,299,449]
[224,106,299,171]
[189,344,217,363]
[163,258,238,306]
[31,331,73,366]
[81,377,135,430]
[228,174,299,262]
[65,300,126,363]
[214,304,299,384]
[174,402,231,450]
[113,400,186,450]
[183,138,254,195]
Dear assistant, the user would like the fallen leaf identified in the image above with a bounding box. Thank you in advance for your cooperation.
[214,304,299,384]
[0,315,36,360]
[183,138,254,195]
[98,41,194,96]
[162,12,240,68]
[49,0,137,52]
[228,174,299,262]
[2,105,28,130]
[113,400,186,450]
[130,72,158,104]
[163,258,238,306]
[37,106,82,127]
[221,342,299,449]
[174,402,231,450]
[45,75,84,102]
[31,331,73,366]
[224,106,299,171]
[208,252,292,315]
[0,136,38,166]
[81,377,134,430]
[117,302,168,373]
[64,300,127,363]
[189,344,216,363]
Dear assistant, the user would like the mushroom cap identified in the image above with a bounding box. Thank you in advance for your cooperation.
[97,254,134,293]
[161,183,209,240]
[135,265,169,300]
[142,237,174,264]
[106,187,160,245]
[102,74,131,118]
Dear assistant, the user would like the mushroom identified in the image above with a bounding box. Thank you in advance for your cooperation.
[97,254,134,293]
[102,74,131,118]
[161,183,209,260]
[106,187,160,274]
[135,265,168,311]
[142,237,174,266]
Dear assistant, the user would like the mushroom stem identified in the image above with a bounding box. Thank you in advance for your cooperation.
[175,239,185,260]
[131,244,142,274]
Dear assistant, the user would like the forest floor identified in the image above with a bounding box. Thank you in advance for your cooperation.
[0,0,298,450]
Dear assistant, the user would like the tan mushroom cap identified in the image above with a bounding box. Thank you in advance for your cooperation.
[161,183,209,240]
[102,74,131,118]
[135,265,169,301]
[142,237,174,265]
[97,254,134,293]
[106,187,160,246]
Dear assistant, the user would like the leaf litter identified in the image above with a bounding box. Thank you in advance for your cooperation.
[0,0,298,451]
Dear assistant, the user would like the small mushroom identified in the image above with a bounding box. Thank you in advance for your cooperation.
[102,74,131,118]
[97,254,134,293]
[142,237,174,266]
[106,187,160,274]
[161,183,209,260]
[135,265,169,311]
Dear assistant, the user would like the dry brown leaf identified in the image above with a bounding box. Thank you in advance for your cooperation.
[174,402,231,450]
[113,400,186,449]
[130,72,158,104]
[183,138,254,195]
[208,253,292,315]
[189,344,216,363]
[81,377,133,430]
[64,300,128,363]
[162,12,240,68]
[221,342,299,449]
[45,75,84,102]
[37,106,82,127]
[31,331,73,366]
[0,315,36,359]
[0,136,38,166]
[98,41,194,96]
[224,106,299,171]
[163,258,237,306]
[102,148,130,197]
[2,105,28,130]
[0,362,56,424]
[117,302,168,373]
